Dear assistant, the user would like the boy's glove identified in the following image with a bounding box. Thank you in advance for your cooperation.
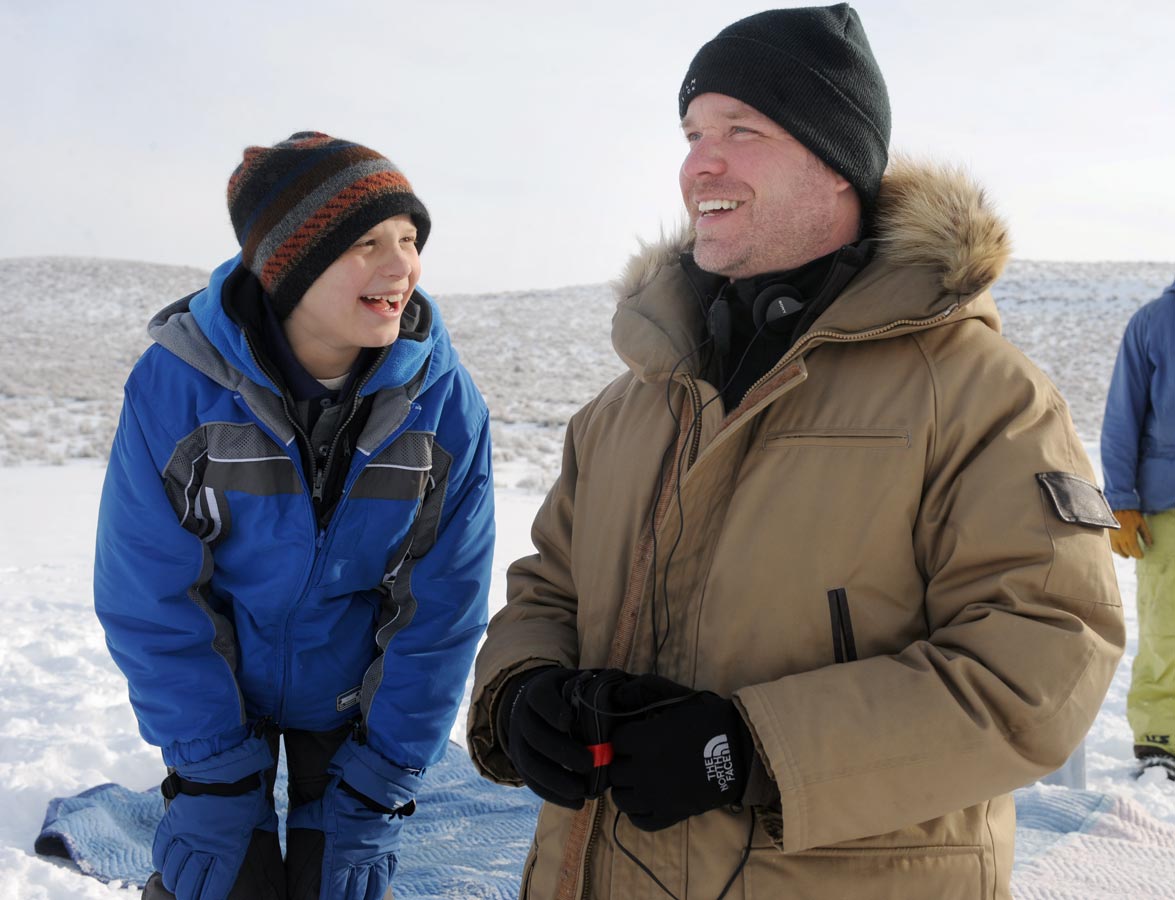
[607,674,754,832]
[287,736,419,900]
[1111,509,1152,558]
[152,734,277,900]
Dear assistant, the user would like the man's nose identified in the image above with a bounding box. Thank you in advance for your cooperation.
[681,138,727,180]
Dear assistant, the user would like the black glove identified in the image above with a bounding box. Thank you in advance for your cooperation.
[608,674,754,831]
[496,666,596,809]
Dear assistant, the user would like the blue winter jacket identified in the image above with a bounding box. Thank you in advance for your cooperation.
[1101,277,1175,514]
[94,256,493,788]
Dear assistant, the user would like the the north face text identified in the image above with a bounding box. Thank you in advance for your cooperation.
[703,733,736,792]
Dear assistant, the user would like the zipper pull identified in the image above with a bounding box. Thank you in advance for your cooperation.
[312,466,326,502]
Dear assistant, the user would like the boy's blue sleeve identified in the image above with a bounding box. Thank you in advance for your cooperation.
[1101,308,1152,510]
[94,383,251,768]
[359,381,494,786]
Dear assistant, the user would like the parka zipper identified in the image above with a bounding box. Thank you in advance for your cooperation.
[738,304,962,407]
[558,390,700,900]
[683,374,704,469]
[577,384,700,899]
[578,800,605,900]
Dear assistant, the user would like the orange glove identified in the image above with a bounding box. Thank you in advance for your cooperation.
[1110,509,1152,559]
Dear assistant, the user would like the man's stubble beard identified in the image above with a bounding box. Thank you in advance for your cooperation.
[692,205,838,279]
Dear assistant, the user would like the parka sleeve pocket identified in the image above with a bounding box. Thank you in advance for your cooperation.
[1036,477,1123,607]
[1036,471,1119,529]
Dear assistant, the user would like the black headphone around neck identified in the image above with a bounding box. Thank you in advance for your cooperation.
[706,282,806,359]
[752,283,805,330]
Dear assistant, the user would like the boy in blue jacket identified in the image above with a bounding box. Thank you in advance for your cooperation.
[94,132,494,900]
[1102,276,1175,776]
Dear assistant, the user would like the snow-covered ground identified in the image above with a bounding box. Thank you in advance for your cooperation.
[1,256,1174,897]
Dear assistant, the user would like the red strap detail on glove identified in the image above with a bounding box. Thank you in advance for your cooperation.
[588,742,613,768]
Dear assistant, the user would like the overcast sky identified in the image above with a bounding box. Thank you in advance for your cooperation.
[2,0,1172,295]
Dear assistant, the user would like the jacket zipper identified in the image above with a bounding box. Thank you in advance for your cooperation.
[738,304,961,407]
[241,333,322,724]
[828,588,858,663]
[578,800,604,900]
[313,346,391,505]
[558,391,700,900]
[242,334,319,503]
[240,335,396,724]
[580,385,698,898]
[683,374,704,468]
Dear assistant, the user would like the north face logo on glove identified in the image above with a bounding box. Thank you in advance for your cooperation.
[703,733,736,792]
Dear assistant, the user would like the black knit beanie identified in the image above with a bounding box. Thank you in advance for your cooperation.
[679,4,890,210]
[227,132,431,319]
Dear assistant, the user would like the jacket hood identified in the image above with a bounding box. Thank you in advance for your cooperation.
[148,255,457,399]
[612,157,1012,380]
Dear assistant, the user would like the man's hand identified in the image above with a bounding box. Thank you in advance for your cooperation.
[607,674,754,831]
[1111,509,1152,559]
[495,666,596,808]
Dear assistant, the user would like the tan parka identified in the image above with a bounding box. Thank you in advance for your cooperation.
[468,159,1125,900]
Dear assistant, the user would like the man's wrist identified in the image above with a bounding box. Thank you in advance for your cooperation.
[494,664,558,754]
[740,749,779,807]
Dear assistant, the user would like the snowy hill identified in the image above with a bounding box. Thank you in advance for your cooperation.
[2,255,1171,478]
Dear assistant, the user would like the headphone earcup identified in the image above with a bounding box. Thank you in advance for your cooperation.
[752,284,805,332]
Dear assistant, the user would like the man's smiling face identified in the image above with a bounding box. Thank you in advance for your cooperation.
[679,93,858,278]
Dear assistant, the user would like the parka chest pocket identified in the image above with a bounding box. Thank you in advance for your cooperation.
[763,426,910,450]
[351,431,435,502]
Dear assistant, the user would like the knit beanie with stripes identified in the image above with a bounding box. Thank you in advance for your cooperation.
[227,132,431,319]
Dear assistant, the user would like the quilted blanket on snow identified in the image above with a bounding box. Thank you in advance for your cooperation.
[35,741,540,899]
[36,750,1175,899]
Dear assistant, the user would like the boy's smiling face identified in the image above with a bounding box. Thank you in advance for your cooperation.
[283,214,421,379]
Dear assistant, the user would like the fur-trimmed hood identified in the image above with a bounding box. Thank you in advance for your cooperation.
[611,157,1013,380]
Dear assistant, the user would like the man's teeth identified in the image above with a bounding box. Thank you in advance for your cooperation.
[698,199,742,213]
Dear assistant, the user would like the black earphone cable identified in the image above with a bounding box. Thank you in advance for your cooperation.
[621,276,774,900]
[571,686,700,720]
[650,308,780,667]
[611,807,756,900]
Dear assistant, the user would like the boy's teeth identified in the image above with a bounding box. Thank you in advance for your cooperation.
[698,199,741,213]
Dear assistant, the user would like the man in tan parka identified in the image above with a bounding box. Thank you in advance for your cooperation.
[468,5,1125,899]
